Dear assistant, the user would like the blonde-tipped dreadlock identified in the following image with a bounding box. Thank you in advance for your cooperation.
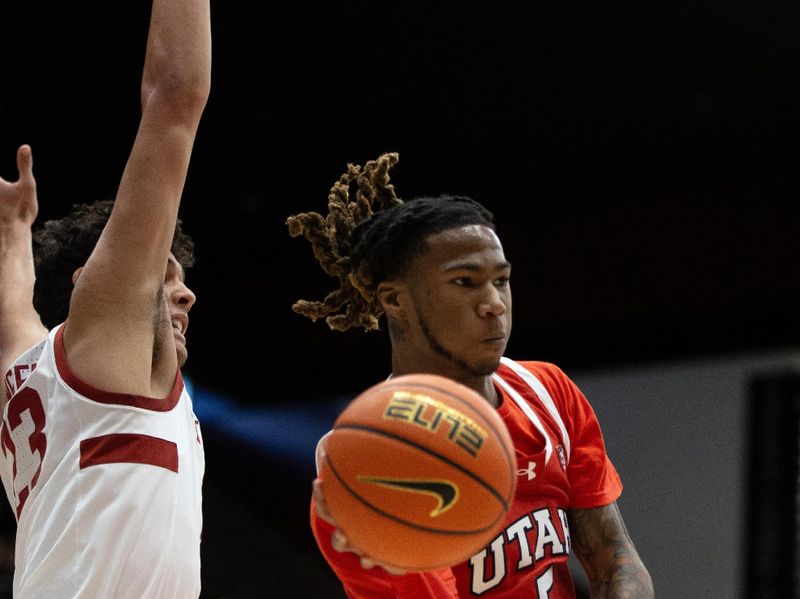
[286,152,402,331]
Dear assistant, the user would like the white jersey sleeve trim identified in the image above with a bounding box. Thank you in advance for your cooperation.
[498,357,571,463]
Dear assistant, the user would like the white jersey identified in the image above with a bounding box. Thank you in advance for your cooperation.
[0,324,204,598]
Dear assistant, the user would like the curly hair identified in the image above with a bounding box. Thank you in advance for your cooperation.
[32,199,195,329]
[287,153,494,332]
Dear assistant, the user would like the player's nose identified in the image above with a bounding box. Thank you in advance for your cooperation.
[172,282,196,312]
[478,283,506,318]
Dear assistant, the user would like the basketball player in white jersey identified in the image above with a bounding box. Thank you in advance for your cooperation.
[0,0,210,596]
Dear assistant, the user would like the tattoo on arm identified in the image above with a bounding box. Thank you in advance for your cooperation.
[568,502,654,599]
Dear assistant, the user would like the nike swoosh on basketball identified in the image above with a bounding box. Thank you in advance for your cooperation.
[358,477,459,517]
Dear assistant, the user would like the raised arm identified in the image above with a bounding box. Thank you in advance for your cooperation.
[568,502,654,598]
[0,145,48,406]
[65,0,211,395]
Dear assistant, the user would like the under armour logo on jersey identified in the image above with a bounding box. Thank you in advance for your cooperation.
[517,461,536,481]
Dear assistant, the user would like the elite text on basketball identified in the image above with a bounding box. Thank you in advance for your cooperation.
[383,391,487,457]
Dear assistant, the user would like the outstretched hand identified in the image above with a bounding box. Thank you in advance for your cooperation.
[0,145,38,227]
[313,478,408,576]
[313,434,409,577]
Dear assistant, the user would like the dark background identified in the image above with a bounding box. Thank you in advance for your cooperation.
[2,1,799,597]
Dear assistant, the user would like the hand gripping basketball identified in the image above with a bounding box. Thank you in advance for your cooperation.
[313,477,408,575]
[317,374,517,572]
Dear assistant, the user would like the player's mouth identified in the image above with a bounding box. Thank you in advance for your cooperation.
[481,331,507,345]
[482,338,506,349]
[171,315,188,344]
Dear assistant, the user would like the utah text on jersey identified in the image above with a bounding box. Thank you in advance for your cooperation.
[469,505,571,595]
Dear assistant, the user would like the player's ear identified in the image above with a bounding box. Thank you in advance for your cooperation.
[377,280,407,320]
[71,266,84,286]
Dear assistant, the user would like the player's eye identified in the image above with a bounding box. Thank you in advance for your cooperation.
[452,277,474,287]
[494,276,510,287]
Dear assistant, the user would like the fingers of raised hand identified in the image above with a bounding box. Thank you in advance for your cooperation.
[1,146,36,214]
[16,145,35,186]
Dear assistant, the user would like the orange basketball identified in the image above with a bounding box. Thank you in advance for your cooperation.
[319,373,517,572]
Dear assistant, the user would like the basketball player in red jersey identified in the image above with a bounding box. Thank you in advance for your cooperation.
[0,0,210,596]
[288,153,654,598]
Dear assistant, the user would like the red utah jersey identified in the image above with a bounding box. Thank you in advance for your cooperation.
[311,358,622,598]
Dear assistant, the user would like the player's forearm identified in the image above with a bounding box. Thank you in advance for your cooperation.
[0,226,41,345]
[0,226,35,305]
[587,560,654,599]
[141,0,211,117]
[569,504,654,599]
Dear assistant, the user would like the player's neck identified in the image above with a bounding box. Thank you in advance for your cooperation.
[390,355,500,408]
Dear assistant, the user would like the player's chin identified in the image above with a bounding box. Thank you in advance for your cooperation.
[470,355,503,377]
[176,344,188,367]
[475,344,506,370]
[471,344,505,376]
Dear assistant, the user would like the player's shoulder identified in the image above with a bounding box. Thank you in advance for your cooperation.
[499,359,582,409]
[501,359,572,384]
[2,332,51,407]
[0,325,50,378]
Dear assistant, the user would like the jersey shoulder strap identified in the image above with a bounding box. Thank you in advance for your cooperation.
[498,357,571,462]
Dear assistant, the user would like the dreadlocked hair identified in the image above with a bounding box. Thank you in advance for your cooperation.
[287,153,496,332]
[32,199,195,329]
[286,152,402,331]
